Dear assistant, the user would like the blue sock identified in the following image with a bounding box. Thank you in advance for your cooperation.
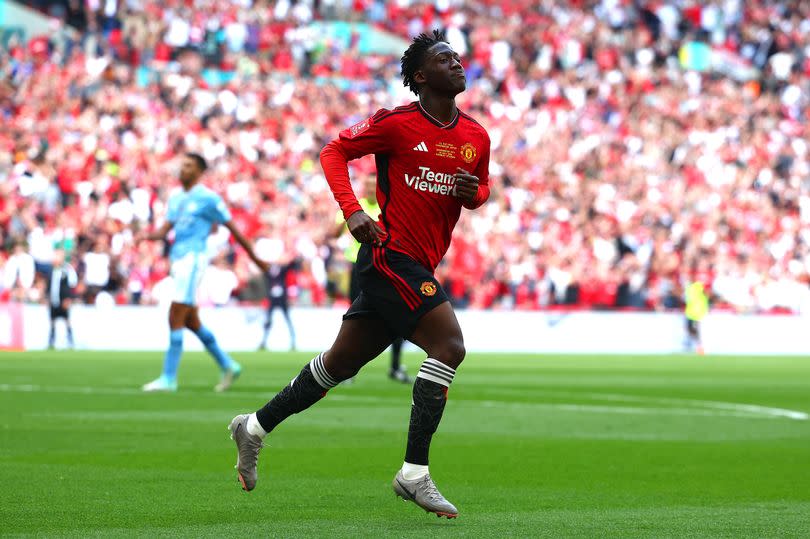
[195,325,235,372]
[162,329,184,381]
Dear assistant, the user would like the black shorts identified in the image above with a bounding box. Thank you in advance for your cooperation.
[50,306,69,319]
[686,319,700,335]
[343,244,448,339]
[267,298,289,311]
[349,261,361,302]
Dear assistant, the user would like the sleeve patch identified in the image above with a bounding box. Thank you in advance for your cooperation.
[349,119,371,137]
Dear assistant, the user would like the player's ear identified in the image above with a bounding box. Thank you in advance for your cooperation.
[413,68,427,86]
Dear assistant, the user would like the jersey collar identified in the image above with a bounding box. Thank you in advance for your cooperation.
[416,100,460,129]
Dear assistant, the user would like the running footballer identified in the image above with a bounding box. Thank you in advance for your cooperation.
[228,30,491,519]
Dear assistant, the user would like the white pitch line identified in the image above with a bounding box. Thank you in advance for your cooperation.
[517,390,809,421]
[0,383,806,421]
[477,401,774,419]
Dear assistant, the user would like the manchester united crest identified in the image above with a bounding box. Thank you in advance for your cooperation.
[420,281,437,297]
[460,142,477,164]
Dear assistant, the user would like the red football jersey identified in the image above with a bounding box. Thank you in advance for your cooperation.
[321,101,491,272]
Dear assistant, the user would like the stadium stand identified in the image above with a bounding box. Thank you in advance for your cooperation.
[2,0,810,313]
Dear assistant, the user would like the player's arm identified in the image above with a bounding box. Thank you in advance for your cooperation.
[140,221,173,241]
[320,111,392,245]
[222,220,269,273]
[207,195,269,272]
[454,135,491,210]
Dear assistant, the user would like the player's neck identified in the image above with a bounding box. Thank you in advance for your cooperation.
[418,95,457,125]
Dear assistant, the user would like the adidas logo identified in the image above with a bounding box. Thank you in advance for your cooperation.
[412,141,429,152]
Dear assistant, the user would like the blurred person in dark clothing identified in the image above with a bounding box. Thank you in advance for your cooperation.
[258,254,298,352]
[47,249,77,349]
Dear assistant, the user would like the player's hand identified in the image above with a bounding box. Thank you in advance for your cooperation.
[347,211,385,246]
[453,168,479,202]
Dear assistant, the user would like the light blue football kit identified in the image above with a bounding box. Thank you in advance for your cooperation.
[144,184,240,391]
[167,184,232,304]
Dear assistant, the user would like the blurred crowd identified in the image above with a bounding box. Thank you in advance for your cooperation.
[3,0,810,313]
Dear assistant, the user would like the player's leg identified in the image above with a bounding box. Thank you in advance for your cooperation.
[389,337,411,383]
[63,310,74,349]
[251,316,392,434]
[341,262,362,384]
[403,302,464,467]
[144,252,201,391]
[392,301,464,517]
[685,318,696,351]
[142,302,188,391]
[47,308,56,349]
[280,301,296,351]
[692,320,705,356]
[258,304,273,351]
[186,306,241,391]
[229,315,393,491]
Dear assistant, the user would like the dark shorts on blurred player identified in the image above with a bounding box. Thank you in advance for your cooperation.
[50,306,69,320]
[343,244,448,339]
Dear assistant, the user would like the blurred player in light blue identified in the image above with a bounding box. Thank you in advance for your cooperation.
[140,153,269,392]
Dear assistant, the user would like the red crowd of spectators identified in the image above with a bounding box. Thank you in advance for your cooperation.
[2,0,810,313]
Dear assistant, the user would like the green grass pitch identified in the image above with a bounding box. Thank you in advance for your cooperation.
[1,350,809,538]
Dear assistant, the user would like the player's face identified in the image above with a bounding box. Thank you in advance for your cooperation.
[420,42,466,96]
[179,157,201,186]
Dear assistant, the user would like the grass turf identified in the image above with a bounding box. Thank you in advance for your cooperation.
[1,351,809,538]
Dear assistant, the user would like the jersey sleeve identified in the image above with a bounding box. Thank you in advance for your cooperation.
[320,110,395,220]
[462,133,491,210]
[208,193,232,224]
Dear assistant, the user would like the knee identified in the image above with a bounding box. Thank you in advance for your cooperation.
[169,329,184,347]
[430,337,465,369]
[321,349,358,381]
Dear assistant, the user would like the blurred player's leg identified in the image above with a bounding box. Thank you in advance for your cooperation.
[394,301,465,517]
[389,337,411,383]
[186,307,241,392]
[142,329,182,392]
[692,320,704,355]
[65,314,74,349]
[48,313,56,350]
[258,305,273,351]
[143,303,188,392]
[229,317,392,491]
[280,302,296,351]
[685,318,704,354]
[48,308,74,350]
